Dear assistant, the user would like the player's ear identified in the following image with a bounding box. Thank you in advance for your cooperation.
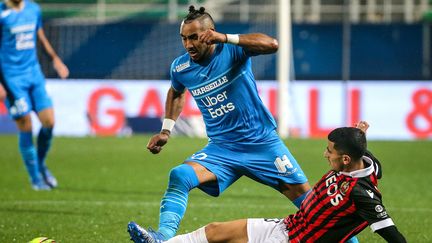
[342,154,351,165]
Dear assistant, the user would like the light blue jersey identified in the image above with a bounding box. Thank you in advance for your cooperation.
[171,44,278,145]
[0,0,42,75]
[0,1,51,118]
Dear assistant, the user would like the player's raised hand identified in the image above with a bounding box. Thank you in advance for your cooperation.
[53,57,70,79]
[199,29,226,45]
[354,121,369,133]
[147,132,170,154]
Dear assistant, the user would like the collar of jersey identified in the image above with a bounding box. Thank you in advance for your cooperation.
[338,156,374,178]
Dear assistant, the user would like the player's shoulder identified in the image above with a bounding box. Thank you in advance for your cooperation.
[25,0,41,12]
[171,53,191,74]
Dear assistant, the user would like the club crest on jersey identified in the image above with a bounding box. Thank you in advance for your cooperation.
[339,181,350,195]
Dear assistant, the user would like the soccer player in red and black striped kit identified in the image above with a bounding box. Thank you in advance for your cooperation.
[157,121,406,243]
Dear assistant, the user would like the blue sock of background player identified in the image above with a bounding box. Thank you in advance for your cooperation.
[37,126,57,188]
[18,131,48,189]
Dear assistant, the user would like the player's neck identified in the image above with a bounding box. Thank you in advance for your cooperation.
[344,159,365,173]
[6,0,24,10]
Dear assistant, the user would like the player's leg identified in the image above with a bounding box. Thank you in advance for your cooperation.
[1,74,50,190]
[32,69,57,188]
[165,218,288,243]
[166,219,248,243]
[128,163,212,242]
[36,107,57,188]
[15,114,50,190]
[158,162,214,239]
[128,143,241,242]
[242,140,310,208]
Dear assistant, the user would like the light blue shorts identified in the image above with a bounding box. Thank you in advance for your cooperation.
[1,66,52,119]
[185,139,308,197]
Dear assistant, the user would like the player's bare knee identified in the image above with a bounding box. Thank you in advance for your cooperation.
[41,119,55,128]
[204,222,224,242]
[15,115,32,131]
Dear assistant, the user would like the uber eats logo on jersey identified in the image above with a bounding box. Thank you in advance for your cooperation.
[201,90,235,118]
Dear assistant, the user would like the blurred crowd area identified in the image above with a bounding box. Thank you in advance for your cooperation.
[35,0,432,80]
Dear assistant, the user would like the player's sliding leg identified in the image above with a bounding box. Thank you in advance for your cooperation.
[37,108,57,188]
[16,115,50,190]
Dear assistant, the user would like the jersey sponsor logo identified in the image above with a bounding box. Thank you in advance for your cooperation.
[11,24,36,33]
[10,97,29,116]
[16,32,35,50]
[274,155,298,176]
[175,61,190,72]
[11,24,36,50]
[325,174,344,206]
[200,90,236,118]
[191,152,207,160]
[191,76,229,97]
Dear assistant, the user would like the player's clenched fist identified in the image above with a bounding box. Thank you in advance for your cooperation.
[147,133,170,154]
[199,30,226,45]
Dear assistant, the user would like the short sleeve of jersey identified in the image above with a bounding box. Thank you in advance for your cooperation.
[351,183,394,231]
[170,60,185,92]
[35,3,42,30]
[225,44,251,63]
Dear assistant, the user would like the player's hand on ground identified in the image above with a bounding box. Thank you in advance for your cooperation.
[53,57,70,79]
[147,132,170,154]
[199,29,227,45]
[354,121,369,133]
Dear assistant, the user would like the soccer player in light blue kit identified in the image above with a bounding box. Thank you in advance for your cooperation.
[128,6,312,243]
[0,0,69,190]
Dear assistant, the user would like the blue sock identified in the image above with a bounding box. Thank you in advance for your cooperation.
[37,127,53,171]
[346,236,360,243]
[158,164,199,240]
[293,189,311,208]
[18,131,41,183]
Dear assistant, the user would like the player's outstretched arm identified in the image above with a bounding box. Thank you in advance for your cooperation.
[146,87,186,154]
[199,29,278,55]
[37,28,69,79]
[376,225,407,243]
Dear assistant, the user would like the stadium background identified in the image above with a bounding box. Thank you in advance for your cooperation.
[0,1,431,242]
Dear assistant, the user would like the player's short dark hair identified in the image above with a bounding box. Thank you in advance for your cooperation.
[328,127,367,161]
[183,5,215,28]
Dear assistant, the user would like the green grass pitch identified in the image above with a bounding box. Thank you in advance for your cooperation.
[0,135,431,242]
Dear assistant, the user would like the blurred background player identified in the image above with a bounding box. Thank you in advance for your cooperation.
[128,6,311,243]
[0,0,69,190]
[133,121,406,243]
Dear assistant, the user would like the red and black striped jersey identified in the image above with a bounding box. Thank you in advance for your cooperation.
[284,151,395,242]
